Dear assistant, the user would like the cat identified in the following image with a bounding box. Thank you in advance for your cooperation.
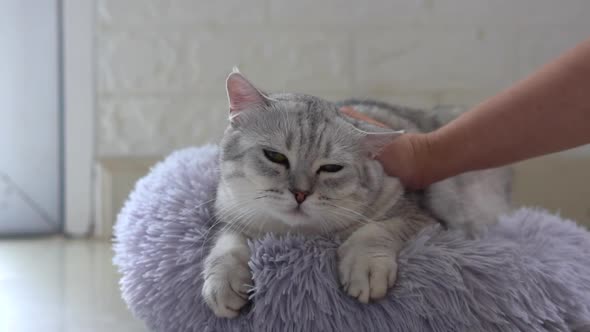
[202,69,512,318]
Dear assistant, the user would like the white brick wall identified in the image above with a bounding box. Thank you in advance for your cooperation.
[96,0,590,157]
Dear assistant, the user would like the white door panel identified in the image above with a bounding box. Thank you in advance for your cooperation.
[0,0,61,234]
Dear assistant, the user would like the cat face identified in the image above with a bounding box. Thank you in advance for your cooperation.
[215,70,401,235]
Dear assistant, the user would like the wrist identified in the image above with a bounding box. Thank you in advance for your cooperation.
[422,128,464,185]
[409,133,435,188]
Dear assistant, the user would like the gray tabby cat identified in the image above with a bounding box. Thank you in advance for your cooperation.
[202,69,511,318]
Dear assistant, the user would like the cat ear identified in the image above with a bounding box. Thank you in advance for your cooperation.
[362,130,404,156]
[226,68,267,120]
[355,122,404,156]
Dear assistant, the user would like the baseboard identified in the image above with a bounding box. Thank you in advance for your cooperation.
[94,154,590,240]
[94,156,162,240]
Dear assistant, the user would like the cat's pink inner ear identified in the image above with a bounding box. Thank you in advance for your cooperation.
[226,72,266,114]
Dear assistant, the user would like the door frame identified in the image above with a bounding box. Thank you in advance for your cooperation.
[62,0,95,236]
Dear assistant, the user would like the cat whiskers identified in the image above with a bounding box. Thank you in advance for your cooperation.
[326,197,378,214]
[199,203,247,253]
[325,202,378,222]
[324,209,361,229]
[216,193,268,237]
[199,195,259,252]
[181,197,220,250]
[213,209,255,247]
[228,206,259,235]
[189,198,218,211]
[310,203,360,233]
[323,202,377,225]
[213,189,278,239]
[316,214,333,236]
[216,201,255,233]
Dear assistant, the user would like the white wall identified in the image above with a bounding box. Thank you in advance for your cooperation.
[95,0,590,157]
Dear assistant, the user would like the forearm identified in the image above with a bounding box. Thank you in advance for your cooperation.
[426,38,590,184]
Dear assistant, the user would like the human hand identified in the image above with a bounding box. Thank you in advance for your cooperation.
[340,107,433,190]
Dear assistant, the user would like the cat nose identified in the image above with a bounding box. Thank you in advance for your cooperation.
[289,189,310,204]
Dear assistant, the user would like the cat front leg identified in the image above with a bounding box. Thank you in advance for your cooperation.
[337,222,401,303]
[202,231,251,318]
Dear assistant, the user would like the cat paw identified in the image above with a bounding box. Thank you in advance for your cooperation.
[202,255,251,318]
[337,244,398,303]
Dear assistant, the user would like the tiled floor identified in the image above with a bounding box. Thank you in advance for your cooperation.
[0,237,146,332]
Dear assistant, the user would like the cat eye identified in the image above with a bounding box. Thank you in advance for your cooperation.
[317,164,343,173]
[263,149,290,168]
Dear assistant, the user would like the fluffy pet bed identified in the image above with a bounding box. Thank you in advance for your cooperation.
[113,145,590,332]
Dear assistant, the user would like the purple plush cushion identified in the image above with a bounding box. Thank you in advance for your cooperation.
[113,146,590,332]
